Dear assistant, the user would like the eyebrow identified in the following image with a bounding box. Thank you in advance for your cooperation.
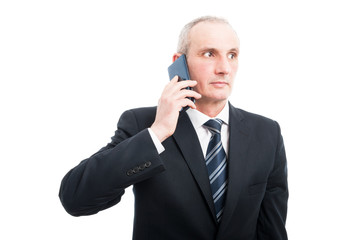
[198,47,239,54]
[229,48,239,53]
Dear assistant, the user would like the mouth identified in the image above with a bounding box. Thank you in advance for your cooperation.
[210,81,228,87]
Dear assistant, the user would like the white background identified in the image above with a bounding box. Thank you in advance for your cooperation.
[1,0,360,239]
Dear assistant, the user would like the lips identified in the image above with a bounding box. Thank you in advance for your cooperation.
[211,81,228,87]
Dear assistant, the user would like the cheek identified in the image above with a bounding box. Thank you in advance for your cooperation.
[189,62,212,79]
[231,63,238,75]
[197,62,212,72]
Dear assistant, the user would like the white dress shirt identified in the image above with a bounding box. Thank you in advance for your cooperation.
[186,104,229,158]
[148,103,229,157]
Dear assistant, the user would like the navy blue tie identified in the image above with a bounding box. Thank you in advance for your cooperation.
[203,118,228,222]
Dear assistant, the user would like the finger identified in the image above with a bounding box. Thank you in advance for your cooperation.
[164,80,197,97]
[175,80,198,89]
[175,89,202,100]
[162,76,181,95]
[164,76,189,91]
[179,98,197,110]
[170,75,179,83]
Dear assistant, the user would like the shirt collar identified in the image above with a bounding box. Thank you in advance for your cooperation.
[186,102,229,129]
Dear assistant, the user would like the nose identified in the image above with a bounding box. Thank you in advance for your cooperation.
[215,56,231,76]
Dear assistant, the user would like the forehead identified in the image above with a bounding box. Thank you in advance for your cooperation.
[188,22,239,52]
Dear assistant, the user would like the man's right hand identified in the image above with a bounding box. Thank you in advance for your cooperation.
[150,76,201,142]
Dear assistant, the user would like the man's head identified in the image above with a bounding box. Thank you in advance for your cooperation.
[174,16,240,106]
[177,16,235,55]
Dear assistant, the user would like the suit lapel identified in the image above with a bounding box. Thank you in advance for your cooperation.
[218,103,251,233]
[173,111,217,222]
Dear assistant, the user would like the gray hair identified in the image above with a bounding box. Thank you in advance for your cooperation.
[177,16,232,55]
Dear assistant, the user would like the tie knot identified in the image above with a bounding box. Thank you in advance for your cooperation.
[203,118,223,134]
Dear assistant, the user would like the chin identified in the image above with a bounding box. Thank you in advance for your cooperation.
[212,91,231,100]
[206,95,230,103]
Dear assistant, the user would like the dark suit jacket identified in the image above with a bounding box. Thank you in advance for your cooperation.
[59,103,288,240]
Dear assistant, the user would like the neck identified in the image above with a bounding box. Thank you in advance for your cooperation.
[195,99,228,118]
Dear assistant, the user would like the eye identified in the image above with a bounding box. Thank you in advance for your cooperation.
[204,51,214,57]
[228,53,237,59]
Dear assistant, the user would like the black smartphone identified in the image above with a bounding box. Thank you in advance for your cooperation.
[168,54,195,111]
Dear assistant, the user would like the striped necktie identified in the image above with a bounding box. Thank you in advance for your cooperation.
[203,118,228,223]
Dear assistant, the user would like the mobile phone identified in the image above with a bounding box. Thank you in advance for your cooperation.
[167,54,195,111]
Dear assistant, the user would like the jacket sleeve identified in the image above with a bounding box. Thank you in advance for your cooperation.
[59,109,165,216]
[257,121,289,239]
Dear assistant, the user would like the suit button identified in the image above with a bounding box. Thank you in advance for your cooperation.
[145,161,152,168]
[139,164,146,171]
[126,170,133,176]
[133,166,140,173]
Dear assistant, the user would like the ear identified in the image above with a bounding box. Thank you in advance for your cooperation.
[172,53,182,62]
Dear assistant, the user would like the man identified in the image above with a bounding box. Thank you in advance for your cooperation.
[59,16,288,239]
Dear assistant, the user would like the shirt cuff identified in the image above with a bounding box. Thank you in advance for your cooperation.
[148,128,165,154]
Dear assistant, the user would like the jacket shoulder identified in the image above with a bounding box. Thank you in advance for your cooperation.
[119,106,157,130]
[232,105,277,126]
[231,106,281,139]
[240,108,276,125]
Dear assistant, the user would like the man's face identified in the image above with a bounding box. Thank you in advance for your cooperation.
[186,22,239,104]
